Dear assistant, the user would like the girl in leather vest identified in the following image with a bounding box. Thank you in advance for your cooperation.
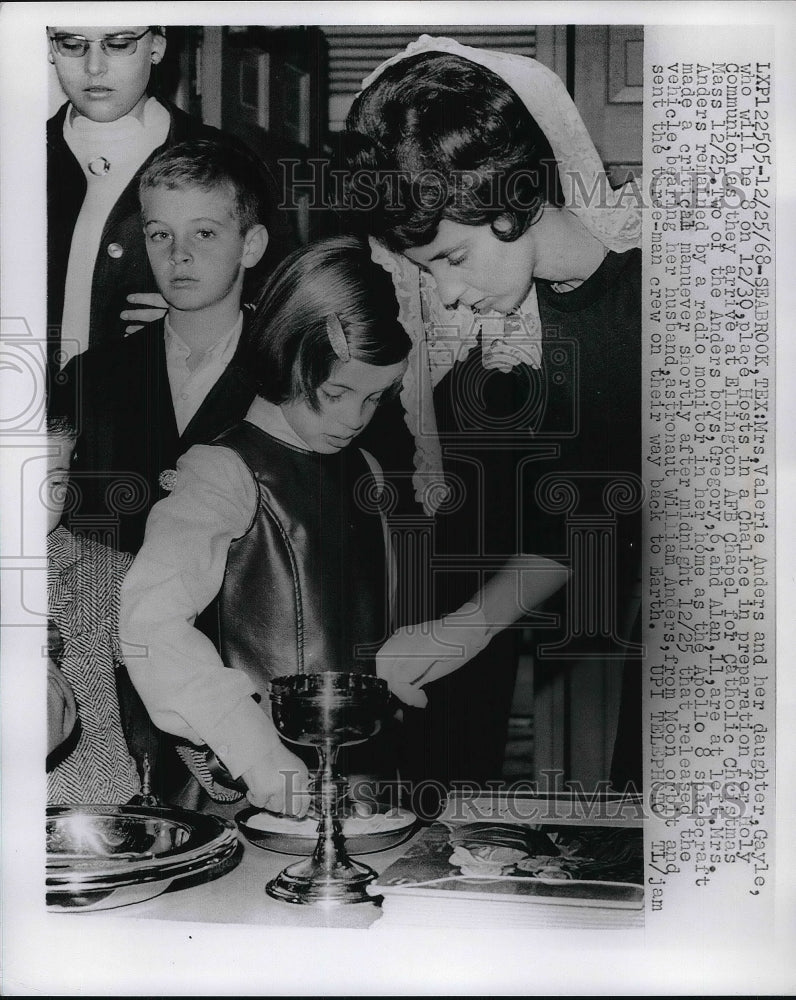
[121,236,568,816]
[120,236,411,814]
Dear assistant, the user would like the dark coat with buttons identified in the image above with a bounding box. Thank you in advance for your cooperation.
[50,314,259,556]
[46,98,222,384]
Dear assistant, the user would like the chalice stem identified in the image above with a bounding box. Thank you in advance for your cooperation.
[314,741,348,875]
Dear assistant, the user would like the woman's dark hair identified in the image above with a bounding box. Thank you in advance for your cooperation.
[248,236,411,407]
[343,52,563,252]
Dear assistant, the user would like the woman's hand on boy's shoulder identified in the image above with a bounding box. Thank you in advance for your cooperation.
[121,292,168,335]
[241,745,310,816]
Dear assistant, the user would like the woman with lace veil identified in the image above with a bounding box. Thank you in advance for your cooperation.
[344,36,643,805]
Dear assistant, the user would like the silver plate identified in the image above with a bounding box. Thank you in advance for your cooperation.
[236,805,417,856]
[46,804,240,911]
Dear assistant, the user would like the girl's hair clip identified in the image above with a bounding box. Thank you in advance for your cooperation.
[326,312,351,362]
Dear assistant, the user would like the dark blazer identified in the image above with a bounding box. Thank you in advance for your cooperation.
[50,314,259,554]
[47,99,223,375]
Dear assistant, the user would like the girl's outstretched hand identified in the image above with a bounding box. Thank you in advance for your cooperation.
[121,292,168,335]
[241,744,311,816]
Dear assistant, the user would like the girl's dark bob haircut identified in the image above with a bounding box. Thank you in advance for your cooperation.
[344,51,564,252]
[248,235,411,407]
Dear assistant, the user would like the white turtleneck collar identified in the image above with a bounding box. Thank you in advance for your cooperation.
[63,96,170,177]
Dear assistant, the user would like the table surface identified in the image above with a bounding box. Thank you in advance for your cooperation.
[67,798,646,931]
[86,826,416,930]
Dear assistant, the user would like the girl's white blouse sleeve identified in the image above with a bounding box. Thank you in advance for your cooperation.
[120,443,282,780]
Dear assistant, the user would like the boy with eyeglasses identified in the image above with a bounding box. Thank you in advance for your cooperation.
[46,25,280,381]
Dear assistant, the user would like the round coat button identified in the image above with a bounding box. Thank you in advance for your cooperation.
[88,155,111,176]
[107,243,124,259]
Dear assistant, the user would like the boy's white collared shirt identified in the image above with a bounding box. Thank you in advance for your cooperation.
[165,311,243,435]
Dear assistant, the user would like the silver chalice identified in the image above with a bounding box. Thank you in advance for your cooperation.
[265,671,390,906]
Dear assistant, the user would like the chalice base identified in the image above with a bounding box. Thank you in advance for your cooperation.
[265,672,391,906]
[266,851,378,906]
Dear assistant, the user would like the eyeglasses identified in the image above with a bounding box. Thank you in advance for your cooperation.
[48,29,152,58]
